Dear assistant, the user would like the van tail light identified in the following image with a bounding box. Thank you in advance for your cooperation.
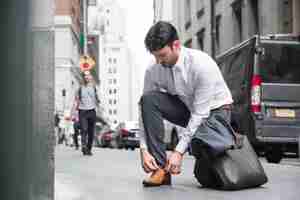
[121,129,129,137]
[251,75,262,113]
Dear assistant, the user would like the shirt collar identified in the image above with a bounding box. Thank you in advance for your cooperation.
[173,47,189,83]
[174,46,186,70]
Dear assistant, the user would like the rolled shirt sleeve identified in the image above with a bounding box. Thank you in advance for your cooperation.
[138,105,148,149]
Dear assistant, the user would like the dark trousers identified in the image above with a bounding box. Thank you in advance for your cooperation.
[73,121,81,148]
[79,109,96,151]
[140,92,191,167]
[140,91,232,167]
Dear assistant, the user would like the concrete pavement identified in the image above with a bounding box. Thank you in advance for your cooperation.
[55,145,300,200]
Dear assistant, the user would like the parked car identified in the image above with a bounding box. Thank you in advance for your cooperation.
[99,130,117,148]
[95,124,117,148]
[115,121,140,150]
[216,34,300,163]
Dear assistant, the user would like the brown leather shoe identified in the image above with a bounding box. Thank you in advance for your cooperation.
[142,168,171,187]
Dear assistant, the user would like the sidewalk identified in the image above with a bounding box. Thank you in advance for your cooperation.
[55,176,82,200]
[55,146,300,200]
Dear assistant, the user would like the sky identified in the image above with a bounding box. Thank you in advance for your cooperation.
[89,0,154,80]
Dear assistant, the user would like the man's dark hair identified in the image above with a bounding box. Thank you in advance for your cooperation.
[144,21,179,52]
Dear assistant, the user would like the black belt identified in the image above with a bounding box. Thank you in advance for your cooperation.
[212,104,232,112]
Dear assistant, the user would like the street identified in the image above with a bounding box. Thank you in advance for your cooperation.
[55,145,300,200]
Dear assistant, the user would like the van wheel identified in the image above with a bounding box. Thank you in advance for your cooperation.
[265,147,283,163]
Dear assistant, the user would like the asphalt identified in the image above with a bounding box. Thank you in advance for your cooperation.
[55,145,300,200]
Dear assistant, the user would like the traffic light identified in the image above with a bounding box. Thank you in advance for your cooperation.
[79,55,95,71]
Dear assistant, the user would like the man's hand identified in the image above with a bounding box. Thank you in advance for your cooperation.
[140,149,159,173]
[166,151,183,175]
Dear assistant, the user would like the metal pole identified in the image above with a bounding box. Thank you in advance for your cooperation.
[83,0,88,55]
[30,0,55,198]
[0,0,54,199]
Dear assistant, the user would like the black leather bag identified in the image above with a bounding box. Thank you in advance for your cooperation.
[192,117,268,190]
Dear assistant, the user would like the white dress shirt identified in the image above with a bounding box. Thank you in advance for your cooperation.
[139,47,233,154]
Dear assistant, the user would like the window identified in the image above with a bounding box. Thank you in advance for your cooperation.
[232,0,242,43]
[108,68,112,73]
[109,99,112,105]
[108,58,112,63]
[250,0,259,34]
[260,42,300,84]
[215,15,221,51]
[113,99,117,104]
[281,0,293,33]
[185,21,191,30]
[196,28,205,50]
[113,58,117,64]
[185,0,192,30]
[113,109,117,114]
[197,8,205,19]
[196,0,205,19]
[113,89,117,94]
[113,79,117,84]
[113,68,117,73]
[61,89,66,97]
[109,89,112,94]
[109,110,112,115]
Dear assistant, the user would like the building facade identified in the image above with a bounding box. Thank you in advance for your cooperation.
[153,0,173,23]
[169,0,300,57]
[55,0,81,116]
[96,0,138,127]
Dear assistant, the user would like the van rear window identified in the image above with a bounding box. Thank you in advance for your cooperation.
[260,43,300,84]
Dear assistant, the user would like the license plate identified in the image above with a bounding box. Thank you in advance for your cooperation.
[275,109,295,118]
[127,137,139,141]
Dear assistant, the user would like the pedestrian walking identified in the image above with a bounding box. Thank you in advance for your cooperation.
[75,71,99,156]
[54,112,60,145]
[72,110,81,150]
[139,21,235,187]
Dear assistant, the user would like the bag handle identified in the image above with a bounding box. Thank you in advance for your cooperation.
[215,115,244,149]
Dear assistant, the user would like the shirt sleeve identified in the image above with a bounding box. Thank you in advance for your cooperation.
[175,65,215,154]
[139,68,156,150]
[138,105,147,149]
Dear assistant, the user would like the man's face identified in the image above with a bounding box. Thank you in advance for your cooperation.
[151,40,180,68]
[84,74,93,83]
